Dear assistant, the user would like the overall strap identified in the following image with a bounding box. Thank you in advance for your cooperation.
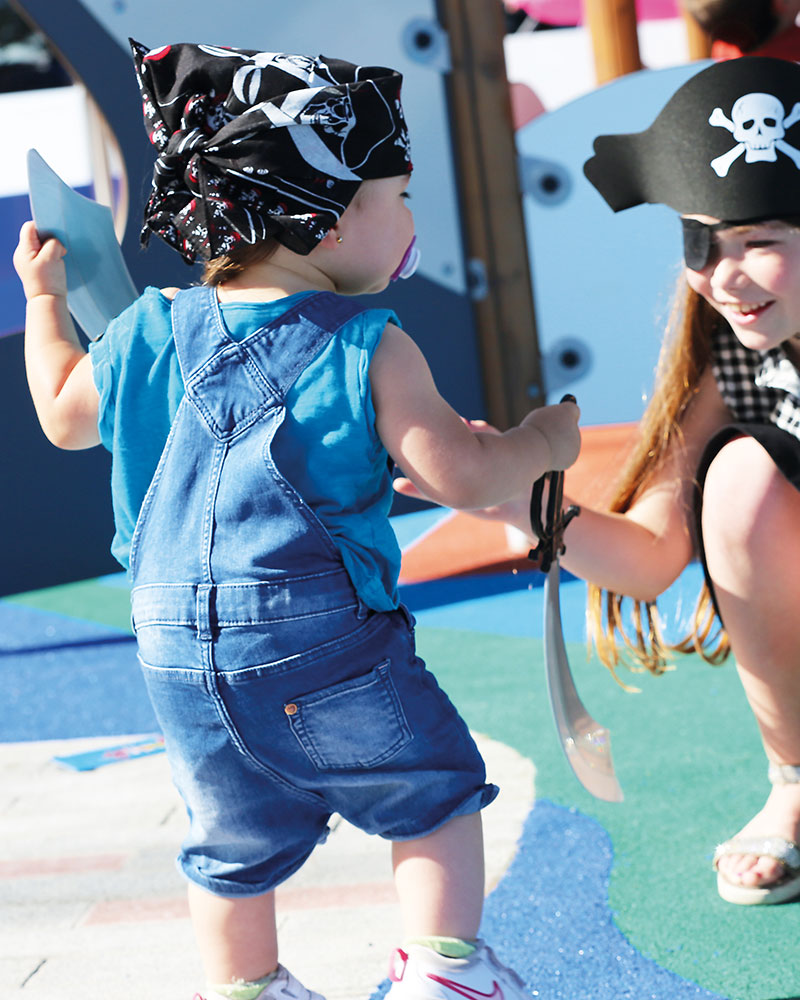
[245,291,369,396]
[171,285,234,377]
[171,288,368,441]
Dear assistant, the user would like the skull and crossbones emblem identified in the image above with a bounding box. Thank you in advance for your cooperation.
[709,92,800,177]
[298,92,356,138]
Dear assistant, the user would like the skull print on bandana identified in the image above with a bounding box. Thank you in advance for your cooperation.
[130,40,412,264]
[583,56,800,224]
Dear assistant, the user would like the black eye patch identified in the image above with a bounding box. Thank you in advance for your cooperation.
[681,218,732,271]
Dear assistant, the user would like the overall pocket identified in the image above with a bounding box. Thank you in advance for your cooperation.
[285,661,412,770]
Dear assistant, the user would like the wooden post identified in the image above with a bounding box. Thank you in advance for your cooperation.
[681,7,713,59]
[583,0,642,85]
[435,0,545,428]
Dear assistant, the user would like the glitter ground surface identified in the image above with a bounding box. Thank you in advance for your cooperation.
[479,802,726,1000]
[372,801,726,1000]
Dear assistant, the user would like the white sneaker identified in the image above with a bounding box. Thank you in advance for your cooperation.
[385,941,531,1000]
[195,965,327,1000]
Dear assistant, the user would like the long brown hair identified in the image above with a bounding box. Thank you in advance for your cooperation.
[586,280,731,683]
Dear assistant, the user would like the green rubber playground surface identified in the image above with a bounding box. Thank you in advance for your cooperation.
[422,626,800,1000]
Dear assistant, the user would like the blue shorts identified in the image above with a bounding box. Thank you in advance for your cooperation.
[135,592,497,898]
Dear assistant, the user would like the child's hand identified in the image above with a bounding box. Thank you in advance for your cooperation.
[522,399,581,471]
[13,221,68,301]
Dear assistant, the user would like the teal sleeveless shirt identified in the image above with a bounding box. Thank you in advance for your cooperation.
[90,287,402,611]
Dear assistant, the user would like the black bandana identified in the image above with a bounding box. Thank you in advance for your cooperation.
[583,57,800,223]
[130,40,412,263]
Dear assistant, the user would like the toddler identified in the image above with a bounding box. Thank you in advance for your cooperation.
[14,40,580,1000]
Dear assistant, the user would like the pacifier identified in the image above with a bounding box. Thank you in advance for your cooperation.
[390,236,420,281]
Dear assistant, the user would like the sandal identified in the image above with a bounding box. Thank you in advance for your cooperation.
[713,763,800,905]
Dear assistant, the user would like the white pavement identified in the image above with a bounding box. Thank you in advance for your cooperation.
[1,733,535,1000]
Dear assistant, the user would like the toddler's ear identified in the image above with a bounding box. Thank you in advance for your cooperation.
[318,227,343,249]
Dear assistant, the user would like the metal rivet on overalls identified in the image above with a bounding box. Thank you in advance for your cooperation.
[284,703,298,716]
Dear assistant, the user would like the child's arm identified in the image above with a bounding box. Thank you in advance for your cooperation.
[548,368,731,597]
[370,323,580,510]
[13,222,100,450]
[392,365,731,602]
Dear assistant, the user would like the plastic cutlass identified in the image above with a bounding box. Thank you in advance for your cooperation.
[530,395,623,802]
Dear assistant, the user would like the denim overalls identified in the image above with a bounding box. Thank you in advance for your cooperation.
[129,286,496,898]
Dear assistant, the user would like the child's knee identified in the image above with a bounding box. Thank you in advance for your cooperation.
[702,435,793,548]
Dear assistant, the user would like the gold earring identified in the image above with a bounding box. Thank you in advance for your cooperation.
[336,235,343,244]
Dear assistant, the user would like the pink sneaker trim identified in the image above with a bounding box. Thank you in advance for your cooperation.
[389,947,410,983]
[426,975,504,1000]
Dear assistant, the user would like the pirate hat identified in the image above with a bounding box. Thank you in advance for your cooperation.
[131,40,412,263]
[583,57,800,223]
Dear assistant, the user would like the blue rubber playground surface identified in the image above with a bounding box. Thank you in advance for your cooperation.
[3,507,800,1000]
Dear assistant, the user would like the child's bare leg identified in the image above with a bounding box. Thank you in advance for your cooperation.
[188,883,279,984]
[392,811,485,940]
[702,435,800,889]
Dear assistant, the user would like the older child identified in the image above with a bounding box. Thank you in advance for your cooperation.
[14,41,579,1000]
[578,55,800,907]
[681,0,800,59]
[400,55,800,908]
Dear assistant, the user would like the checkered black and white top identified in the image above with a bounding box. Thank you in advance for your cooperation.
[712,323,800,440]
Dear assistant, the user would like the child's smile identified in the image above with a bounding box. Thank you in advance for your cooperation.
[714,298,773,326]
[685,216,800,353]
